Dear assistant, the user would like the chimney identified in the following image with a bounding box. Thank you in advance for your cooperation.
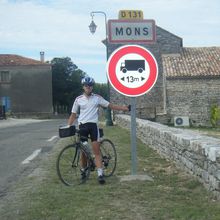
[40,51,45,62]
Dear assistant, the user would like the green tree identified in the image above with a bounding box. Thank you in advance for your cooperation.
[51,57,85,112]
[93,83,108,100]
[51,56,108,113]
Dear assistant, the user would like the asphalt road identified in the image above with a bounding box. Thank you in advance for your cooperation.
[0,118,66,198]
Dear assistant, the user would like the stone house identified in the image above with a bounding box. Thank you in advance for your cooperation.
[108,26,220,126]
[163,47,220,126]
[0,54,53,117]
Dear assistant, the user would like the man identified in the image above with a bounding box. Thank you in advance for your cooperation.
[68,76,129,184]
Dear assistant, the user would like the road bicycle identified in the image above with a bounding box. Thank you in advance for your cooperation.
[56,125,117,186]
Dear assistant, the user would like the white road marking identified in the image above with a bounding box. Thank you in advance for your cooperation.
[21,135,58,165]
[21,149,41,165]
[47,135,58,142]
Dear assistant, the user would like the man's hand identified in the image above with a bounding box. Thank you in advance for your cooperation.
[109,103,131,112]
[127,105,131,112]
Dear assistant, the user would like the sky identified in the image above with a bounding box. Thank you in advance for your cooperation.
[1,0,220,83]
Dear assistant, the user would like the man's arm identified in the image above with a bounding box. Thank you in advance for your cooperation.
[108,103,129,112]
[67,113,77,126]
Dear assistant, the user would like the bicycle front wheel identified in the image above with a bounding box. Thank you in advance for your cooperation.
[56,144,91,186]
[100,139,117,177]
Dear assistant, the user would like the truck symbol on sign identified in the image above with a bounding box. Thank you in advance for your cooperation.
[120,59,145,73]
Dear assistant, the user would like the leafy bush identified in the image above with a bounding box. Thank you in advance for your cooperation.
[210,104,220,127]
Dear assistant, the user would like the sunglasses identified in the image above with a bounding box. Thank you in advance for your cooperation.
[83,84,93,87]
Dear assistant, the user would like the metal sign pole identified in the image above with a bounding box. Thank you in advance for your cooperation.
[130,97,137,175]
[106,45,158,176]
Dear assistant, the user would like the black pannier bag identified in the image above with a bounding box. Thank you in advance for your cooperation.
[99,128,104,138]
[59,125,76,138]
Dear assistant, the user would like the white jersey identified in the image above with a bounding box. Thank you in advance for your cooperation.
[71,93,109,124]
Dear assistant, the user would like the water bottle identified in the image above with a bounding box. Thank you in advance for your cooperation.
[82,141,88,146]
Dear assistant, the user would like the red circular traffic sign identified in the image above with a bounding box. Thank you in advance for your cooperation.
[106,45,158,97]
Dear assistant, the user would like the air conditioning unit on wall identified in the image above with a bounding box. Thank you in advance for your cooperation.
[174,116,190,127]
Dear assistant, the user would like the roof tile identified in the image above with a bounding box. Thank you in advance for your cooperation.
[0,54,48,66]
[162,47,220,78]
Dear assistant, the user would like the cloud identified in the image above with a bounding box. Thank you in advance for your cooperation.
[0,0,104,53]
[1,0,220,83]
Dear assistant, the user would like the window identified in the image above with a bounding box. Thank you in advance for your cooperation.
[0,71,11,83]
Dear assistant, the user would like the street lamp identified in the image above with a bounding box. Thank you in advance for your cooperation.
[88,16,97,34]
[89,11,113,126]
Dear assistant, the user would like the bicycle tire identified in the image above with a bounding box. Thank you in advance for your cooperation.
[100,139,117,177]
[56,144,91,186]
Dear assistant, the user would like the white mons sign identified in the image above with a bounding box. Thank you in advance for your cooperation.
[108,19,156,44]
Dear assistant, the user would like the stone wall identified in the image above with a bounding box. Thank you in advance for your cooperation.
[115,114,220,199]
[166,77,220,126]
[156,26,183,54]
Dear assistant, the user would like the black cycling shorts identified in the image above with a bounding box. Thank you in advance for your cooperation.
[79,122,100,142]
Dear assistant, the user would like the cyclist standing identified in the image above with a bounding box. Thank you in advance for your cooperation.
[67,76,129,184]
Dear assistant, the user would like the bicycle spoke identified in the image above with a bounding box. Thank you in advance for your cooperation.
[100,139,117,177]
[56,144,91,186]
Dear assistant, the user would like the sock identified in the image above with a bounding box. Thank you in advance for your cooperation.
[97,168,103,176]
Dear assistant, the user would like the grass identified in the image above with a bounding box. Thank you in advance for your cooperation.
[1,125,220,220]
[168,124,220,139]
[187,127,220,139]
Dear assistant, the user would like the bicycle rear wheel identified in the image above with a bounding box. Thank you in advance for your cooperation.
[56,144,91,186]
[100,139,117,177]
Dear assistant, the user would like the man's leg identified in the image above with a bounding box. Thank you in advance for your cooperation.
[92,141,105,184]
[92,141,102,168]
[78,151,87,181]
[81,152,88,167]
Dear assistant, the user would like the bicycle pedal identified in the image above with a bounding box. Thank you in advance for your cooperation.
[90,164,96,171]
